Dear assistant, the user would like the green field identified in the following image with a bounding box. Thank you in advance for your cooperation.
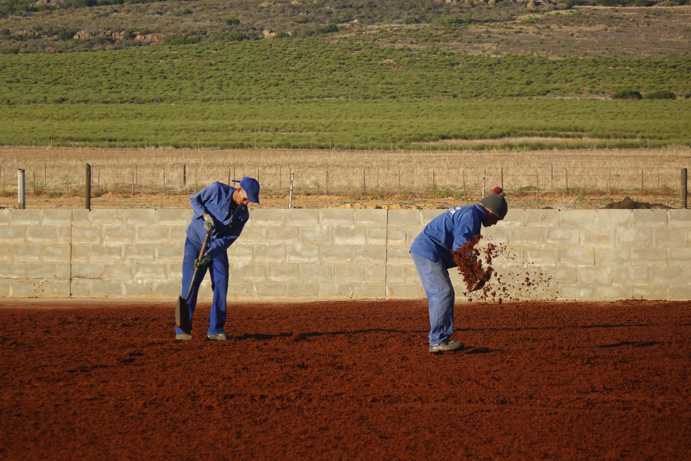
[1,8,690,150]
[2,99,690,150]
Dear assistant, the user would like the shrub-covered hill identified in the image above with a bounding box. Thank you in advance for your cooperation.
[1,0,690,56]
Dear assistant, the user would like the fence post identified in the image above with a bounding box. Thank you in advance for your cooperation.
[288,171,295,209]
[84,163,91,211]
[682,168,688,209]
[565,168,569,194]
[182,164,187,188]
[17,169,26,209]
[500,167,504,189]
[362,168,366,195]
[640,169,644,193]
[85,163,92,210]
[325,166,329,195]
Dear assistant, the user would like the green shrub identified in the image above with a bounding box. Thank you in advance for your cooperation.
[644,90,676,100]
[612,89,642,100]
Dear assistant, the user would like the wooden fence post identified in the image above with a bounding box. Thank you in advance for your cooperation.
[85,163,92,211]
[682,168,688,209]
[17,169,26,209]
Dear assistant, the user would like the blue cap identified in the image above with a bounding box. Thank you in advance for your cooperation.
[238,176,260,204]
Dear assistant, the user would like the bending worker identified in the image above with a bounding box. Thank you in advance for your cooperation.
[410,187,508,353]
[175,177,260,341]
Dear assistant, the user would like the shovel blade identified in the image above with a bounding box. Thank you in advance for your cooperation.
[175,296,191,332]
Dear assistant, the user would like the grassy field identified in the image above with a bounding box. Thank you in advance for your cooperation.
[1,99,690,149]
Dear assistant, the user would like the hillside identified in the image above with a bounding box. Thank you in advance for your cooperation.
[0,1,690,56]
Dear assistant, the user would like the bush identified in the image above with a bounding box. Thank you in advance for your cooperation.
[612,89,642,100]
[644,90,676,100]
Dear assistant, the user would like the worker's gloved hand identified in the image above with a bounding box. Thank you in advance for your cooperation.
[195,254,211,269]
[202,213,214,231]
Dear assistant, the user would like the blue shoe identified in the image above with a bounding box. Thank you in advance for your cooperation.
[175,332,192,341]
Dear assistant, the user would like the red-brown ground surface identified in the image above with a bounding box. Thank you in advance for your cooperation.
[1,299,690,460]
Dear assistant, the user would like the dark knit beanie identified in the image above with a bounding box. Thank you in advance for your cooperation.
[479,187,508,219]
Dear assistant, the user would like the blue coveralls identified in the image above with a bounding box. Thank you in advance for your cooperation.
[176,182,249,336]
[410,204,489,346]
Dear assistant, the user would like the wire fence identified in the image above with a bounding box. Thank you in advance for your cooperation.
[0,162,686,201]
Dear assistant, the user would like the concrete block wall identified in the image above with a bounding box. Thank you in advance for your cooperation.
[0,208,690,301]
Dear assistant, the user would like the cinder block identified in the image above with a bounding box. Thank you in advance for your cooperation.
[544,227,580,245]
[10,279,70,297]
[592,285,632,300]
[254,209,289,227]
[386,265,419,284]
[72,226,102,244]
[585,228,616,247]
[386,229,407,245]
[352,284,386,299]
[353,209,386,227]
[284,281,320,298]
[101,264,134,280]
[510,227,548,244]
[333,263,383,284]
[253,244,286,263]
[366,228,387,245]
[153,280,180,297]
[667,284,691,300]
[558,210,600,228]
[299,227,329,242]
[421,209,445,222]
[319,209,353,226]
[156,209,188,224]
[228,283,258,300]
[0,278,10,296]
[90,279,126,297]
[237,227,268,244]
[282,209,320,227]
[123,209,157,226]
[595,248,631,265]
[0,225,26,240]
[524,248,558,267]
[593,209,633,227]
[630,247,667,262]
[123,244,157,261]
[253,281,287,298]
[615,227,653,247]
[137,225,170,243]
[72,263,105,279]
[386,246,413,265]
[41,210,72,225]
[268,263,301,282]
[8,210,43,226]
[668,210,691,229]
[0,209,9,224]
[558,247,595,267]
[299,263,333,282]
[388,210,422,226]
[286,242,319,264]
[499,209,526,227]
[523,209,560,227]
[26,226,61,242]
[667,247,691,261]
[102,225,136,244]
[578,266,612,285]
[632,286,670,300]
[123,279,158,296]
[333,226,366,245]
[133,262,169,280]
[156,244,183,261]
[14,262,69,279]
[386,284,425,299]
[320,245,364,263]
[632,210,668,227]
[556,286,593,301]
[230,263,267,282]
[653,228,688,248]
[264,226,299,244]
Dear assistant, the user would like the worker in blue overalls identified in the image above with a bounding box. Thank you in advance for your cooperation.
[175,177,260,341]
[410,187,508,353]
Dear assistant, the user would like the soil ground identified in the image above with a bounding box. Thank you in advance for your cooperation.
[1,299,690,459]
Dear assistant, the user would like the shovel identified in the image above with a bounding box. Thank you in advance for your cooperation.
[175,228,211,333]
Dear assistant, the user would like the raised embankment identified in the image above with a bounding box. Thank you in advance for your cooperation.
[1,208,689,301]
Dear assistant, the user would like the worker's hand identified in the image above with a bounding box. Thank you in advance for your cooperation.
[202,213,214,231]
[195,254,211,269]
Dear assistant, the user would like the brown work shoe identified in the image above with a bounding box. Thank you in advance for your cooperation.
[429,339,464,353]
